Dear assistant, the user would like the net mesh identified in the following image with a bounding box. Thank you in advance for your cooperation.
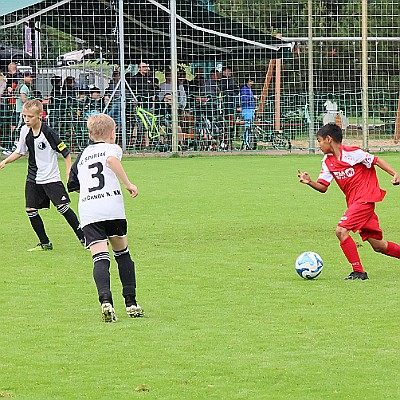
[0,0,399,152]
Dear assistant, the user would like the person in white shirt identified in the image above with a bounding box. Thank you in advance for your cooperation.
[0,99,84,251]
[68,113,144,322]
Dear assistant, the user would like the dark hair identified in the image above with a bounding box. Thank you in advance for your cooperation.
[50,75,62,86]
[222,66,232,72]
[63,76,75,86]
[317,123,343,143]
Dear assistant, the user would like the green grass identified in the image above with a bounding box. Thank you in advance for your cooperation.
[1,154,400,399]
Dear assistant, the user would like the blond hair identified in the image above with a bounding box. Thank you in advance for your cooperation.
[87,113,116,140]
[23,99,43,116]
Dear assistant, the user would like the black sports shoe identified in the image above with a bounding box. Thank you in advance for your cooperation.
[344,271,369,280]
[27,242,53,252]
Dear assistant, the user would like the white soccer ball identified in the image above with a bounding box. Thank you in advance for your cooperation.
[295,251,323,279]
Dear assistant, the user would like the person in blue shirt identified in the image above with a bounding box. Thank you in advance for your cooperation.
[240,78,257,129]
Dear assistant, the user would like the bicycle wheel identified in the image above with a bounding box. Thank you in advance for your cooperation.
[272,131,289,150]
[242,127,257,150]
[250,127,260,150]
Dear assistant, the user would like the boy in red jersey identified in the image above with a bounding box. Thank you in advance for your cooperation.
[298,123,400,280]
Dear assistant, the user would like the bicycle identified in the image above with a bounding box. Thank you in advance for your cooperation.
[241,120,291,150]
[132,105,169,151]
[195,112,226,151]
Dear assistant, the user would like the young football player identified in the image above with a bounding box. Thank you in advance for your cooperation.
[67,113,143,322]
[298,123,400,280]
[0,99,84,251]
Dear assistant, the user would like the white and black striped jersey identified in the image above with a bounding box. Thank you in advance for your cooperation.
[15,123,70,184]
[67,142,126,228]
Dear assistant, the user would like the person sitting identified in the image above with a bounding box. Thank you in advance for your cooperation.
[85,87,103,116]
[105,70,122,128]
[156,93,184,151]
[61,76,77,104]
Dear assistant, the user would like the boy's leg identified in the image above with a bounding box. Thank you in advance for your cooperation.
[339,235,364,272]
[113,247,137,303]
[90,241,117,322]
[384,242,400,258]
[44,182,84,244]
[336,204,379,279]
[85,224,117,322]
[110,236,143,318]
[25,182,52,250]
[90,241,113,305]
[360,209,400,259]
[92,249,117,323]
[26,208,52,250]
[367,238,400,258]
[56,203,84,242]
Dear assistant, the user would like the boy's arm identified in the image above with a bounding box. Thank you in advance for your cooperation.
[375,157,400,185]
[63,154,72,181]
[297,169,328,193]
[107,156,138,198]
[0,151,23,170]
[67,156,80,193]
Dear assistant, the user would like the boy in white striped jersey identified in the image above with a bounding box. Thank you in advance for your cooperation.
[68,113,143,322]
[0,99,84,251]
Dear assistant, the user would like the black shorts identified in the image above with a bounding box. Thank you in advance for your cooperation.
[82,219,128,247]
[25,181,71,209]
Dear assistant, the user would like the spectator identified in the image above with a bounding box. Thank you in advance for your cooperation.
[74,89,88,120]
[177,69,194,140]
[158,71,172,102]
[50,75,62,99]
[127,61,158,150]
[188,66,205,98]
[6,62,21,104]
[127,62,158,106]
[6,63,21,144]
[85,86,103,116]
[0,72,7,99]
[204,69,220,97]
[47,75,63,127]
[203,68,221,117]
[15,71,34,132]
[177,70,188,112]
[105,70,122,127]
[156,93,184,150]
[61,76,77,103]
[158,70,187,111]
[220,66,239,149]
[240,78,257,129]
[0,72,8,152]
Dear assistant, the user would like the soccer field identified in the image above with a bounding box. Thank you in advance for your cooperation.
[1,154,399,399]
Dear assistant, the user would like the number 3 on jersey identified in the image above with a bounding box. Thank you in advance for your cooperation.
[88,162,105,192]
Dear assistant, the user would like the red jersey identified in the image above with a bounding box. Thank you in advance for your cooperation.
[317,144,386,206]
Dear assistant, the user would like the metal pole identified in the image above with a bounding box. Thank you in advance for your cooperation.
[170,0,179,153]
[274,34,282,132]
[99,46,103,93]
[361,0,369,150]
[118,0,127,150]
[307,0,315,153]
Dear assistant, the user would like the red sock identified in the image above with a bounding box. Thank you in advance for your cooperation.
[384,241,400,259]
[340,236,364,272]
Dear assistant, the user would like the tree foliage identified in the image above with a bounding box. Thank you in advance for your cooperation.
[214,0,399,91]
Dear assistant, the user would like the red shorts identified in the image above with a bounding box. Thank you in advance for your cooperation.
[338,202,382,241]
